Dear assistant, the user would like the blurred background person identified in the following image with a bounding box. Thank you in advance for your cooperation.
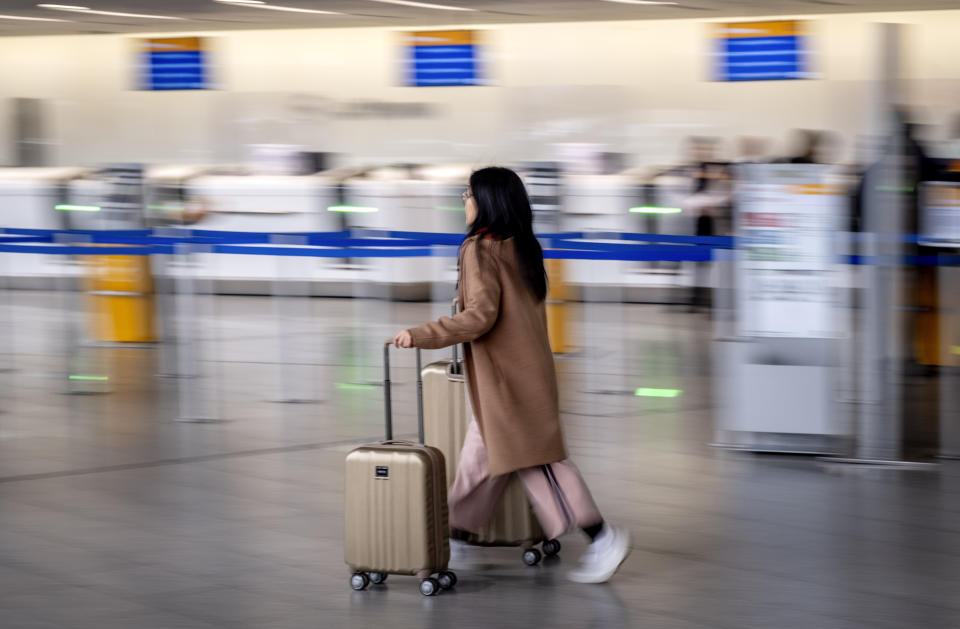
[676,136,731,312]
[735,136,770,165]
[778,128,821,164]
[814,130,843,166]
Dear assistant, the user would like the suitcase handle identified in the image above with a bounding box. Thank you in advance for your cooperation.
[382,341,424,443]
[450,298,462,375]
[446,362,465,382]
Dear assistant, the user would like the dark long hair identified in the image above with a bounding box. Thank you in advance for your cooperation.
[466,167,547,301]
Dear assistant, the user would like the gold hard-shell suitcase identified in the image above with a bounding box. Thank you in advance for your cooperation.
[344,343,455,596]
[421,301,562,565]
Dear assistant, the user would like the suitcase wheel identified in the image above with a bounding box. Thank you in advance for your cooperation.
[522,548,542,566]
[368,572,387,585]
[437,571,457,590]
[419,577,440,597]
[350,572,370,591]
[542,539,562,557]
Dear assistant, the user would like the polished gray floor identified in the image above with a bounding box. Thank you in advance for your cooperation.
[1,292,959,629]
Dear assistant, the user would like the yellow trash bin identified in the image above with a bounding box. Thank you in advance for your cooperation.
[85,253,156,343]
[545,257,569,354]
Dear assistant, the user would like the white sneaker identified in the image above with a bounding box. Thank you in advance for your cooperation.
[449,539,469,562]
[567,525,631,584]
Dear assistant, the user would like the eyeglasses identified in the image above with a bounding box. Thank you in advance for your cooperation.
[461,190,473,203]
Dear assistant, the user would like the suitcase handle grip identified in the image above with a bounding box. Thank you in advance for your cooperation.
[383,341,424,443]
[446,362,465,382]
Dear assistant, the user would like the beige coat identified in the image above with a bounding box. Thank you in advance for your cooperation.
[408,235,567,477]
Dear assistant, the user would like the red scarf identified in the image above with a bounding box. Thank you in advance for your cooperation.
[474,227,502,241]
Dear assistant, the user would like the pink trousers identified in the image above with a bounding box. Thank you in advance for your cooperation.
[448,419,603,541]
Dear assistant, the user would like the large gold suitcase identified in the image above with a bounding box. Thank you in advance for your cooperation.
[344,343,454,596]
[421,302,562,566]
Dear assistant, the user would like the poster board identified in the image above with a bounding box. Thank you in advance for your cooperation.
[735,164,842,338]
[919,182,960,248]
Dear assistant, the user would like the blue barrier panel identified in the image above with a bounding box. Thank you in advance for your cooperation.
[618,233,734,248]
[304,235,440,248]
[0,244,166,255]
[5,228,953,264]
[545,247,713,262]
[189,229,339,243]
[364,230,466,245]
[0,235,53,244]
[212,244,436,258]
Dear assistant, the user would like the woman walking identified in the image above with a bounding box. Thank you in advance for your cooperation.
[393,166,630,584]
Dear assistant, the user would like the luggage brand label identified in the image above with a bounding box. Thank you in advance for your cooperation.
[375,466,389,479]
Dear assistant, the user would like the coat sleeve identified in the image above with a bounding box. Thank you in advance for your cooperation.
[408,239,501,350]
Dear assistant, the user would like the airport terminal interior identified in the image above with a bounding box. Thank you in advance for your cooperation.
[2,1,960,628]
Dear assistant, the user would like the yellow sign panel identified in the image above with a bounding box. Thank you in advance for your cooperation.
[714,20,804,39]
[786,184,843,196]
[404,30,477,47]
[141,37,205,53]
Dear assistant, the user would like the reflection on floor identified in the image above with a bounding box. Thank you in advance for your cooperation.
[0,293,958,629]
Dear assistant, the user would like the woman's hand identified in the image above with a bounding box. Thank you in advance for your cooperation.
[392,330,414,349]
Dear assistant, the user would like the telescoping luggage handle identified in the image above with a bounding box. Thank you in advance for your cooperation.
[450,298,462,376]
[382,341,424,444]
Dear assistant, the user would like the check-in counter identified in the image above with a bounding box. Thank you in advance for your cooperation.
[338,165,468,299]
[0,167,89,285]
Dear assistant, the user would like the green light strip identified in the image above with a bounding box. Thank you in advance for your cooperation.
[327,206,379,213]
[952,346,960,356]
[69,375,109,381]
[55,204,101,212]
[635,387,682,398]
[335,382,376,391]
[876,185,915,193]
[629,206,682,214]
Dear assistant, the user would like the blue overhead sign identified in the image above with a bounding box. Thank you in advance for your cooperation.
[404,31,482,87]
[140,37,209,91]
[714,21,809,82]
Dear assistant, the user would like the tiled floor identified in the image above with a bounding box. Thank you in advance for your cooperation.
[1,292,959,628]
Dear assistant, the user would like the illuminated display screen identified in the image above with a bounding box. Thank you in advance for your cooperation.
[140,37,209,91]
[404,30,482,87]
[713,21,809,82]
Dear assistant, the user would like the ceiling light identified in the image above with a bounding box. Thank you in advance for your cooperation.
[255,5,341,15]
[0,13,68,21]
[600,0,679,5]
[84,9,183,19]
[214,1,340,15]
[363,0,475,11]
[38,3,183,19]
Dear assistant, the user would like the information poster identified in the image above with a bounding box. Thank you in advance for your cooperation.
[735,164,841,338]
[139,37,209,91]
[919,182,960,247]
[713,21,809,82]
[403,31,482,87]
